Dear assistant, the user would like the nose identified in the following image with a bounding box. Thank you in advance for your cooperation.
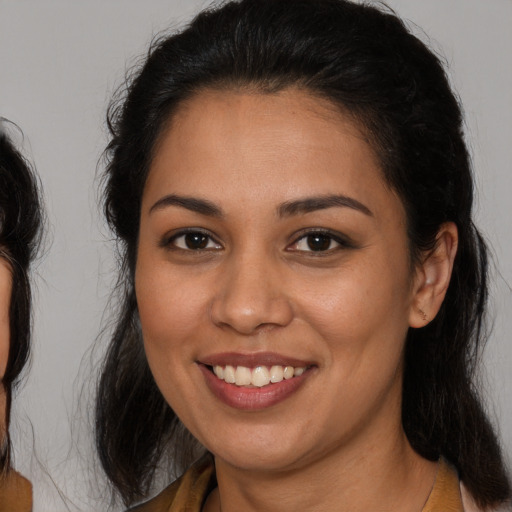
[210,252,294,335]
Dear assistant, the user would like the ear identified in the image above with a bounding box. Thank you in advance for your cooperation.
[409,222,458,328]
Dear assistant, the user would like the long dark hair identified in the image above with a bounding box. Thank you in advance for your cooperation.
[97,0,511,507]
[0,120,43,473]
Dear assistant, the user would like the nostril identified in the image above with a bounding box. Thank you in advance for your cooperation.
[210,288,294,334]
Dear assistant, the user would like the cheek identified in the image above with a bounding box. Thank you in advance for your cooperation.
[135,259,216,432]
[292,252,413,413]
[297,258,411,341]
[138,281,204,343]
[135,254,211,374]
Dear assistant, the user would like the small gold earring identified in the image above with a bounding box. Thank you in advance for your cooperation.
[419,309,428,322]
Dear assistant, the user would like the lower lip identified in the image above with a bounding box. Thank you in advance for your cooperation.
[198,364,311,410]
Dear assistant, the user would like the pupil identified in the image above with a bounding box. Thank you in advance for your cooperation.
[185,233,208,249]
[307,234,331,251]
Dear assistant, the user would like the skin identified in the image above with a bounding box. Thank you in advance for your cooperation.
[0,257,32,502]
[135,88,458,512]
[0,258,11,440]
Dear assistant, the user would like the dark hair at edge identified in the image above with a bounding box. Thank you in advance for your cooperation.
[97,0,511,507]
[0,120,43,474]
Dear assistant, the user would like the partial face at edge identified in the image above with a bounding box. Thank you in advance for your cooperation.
[0,258,11,380]
[134,88,435,472]
[0,257,12,436]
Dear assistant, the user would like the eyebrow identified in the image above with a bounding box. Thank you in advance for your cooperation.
[278,195,373,217]
[149,194,223,217]
[149,193,372,218]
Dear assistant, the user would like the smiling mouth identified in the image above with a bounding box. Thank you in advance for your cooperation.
[208,364,308,388]
[199,356,314,410]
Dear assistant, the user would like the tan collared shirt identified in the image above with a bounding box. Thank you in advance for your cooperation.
[129,456,508,512]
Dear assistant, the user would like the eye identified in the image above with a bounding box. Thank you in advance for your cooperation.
[289,231,350,253]
[167,230,221,251]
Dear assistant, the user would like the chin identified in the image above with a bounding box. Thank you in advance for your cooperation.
[217,449,303,473]
[204,428,315,474]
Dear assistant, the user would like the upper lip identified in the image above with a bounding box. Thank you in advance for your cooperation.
[198,351,314,368]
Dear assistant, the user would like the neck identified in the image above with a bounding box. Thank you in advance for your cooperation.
[205,422,437,512]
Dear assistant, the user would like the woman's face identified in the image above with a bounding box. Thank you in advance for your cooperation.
[0,257,11,432]
[0,258,11,380]
[136,88,422,472]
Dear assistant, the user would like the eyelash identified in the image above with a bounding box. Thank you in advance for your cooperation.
[287,229,353,254]
[161,228,221,252]
[161,228,354,254]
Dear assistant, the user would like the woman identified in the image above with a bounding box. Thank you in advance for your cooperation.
[0,121,43,510]
[96,0,511,510]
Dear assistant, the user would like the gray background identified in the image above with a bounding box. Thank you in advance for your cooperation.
[0,1,510,510]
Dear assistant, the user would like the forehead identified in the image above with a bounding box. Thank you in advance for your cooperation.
[143,87,402,222]
[158,86,375,162]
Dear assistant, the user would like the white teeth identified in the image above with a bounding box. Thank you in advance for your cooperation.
[283,366,294,380]
[270,365,284,383]
[213,365,224,379]
[235,366,252,386]
[252,366,270,387]
[224,365,236,384]
[212,364,307,387]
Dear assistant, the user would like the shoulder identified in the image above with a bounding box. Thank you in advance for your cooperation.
[423,459,511,512]
[128,454,216,512]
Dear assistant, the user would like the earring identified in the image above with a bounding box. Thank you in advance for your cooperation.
[419,309,428,322]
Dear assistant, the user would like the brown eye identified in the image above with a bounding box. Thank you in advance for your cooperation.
[288,230,351,254]
[293,233,339,252]
[305,234,333,251]
[184,233,208,249]
[170,231,221,251]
